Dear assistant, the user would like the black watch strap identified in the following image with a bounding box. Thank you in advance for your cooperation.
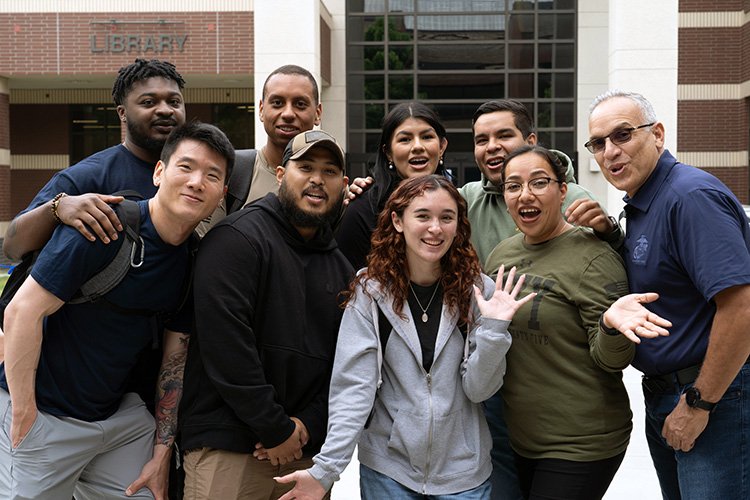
[686,387,717,412]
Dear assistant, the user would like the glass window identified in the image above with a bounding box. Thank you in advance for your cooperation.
[508,43,534,69]
[389,75,414,99]
[365,75,386,99]
[415,15,505,41]
[418,43,504,70]
[349,16,385,41]
[212,104,254,149]
[416,0,506,13]
[430,103,481,128]
[539,43,574,69]
[348,0,386,13]
[418,73,504,100]
[389,45,415,70]
[507,13,534,40]
[508,73,534,98]
[70,104,121,165]
[539,13,575,39]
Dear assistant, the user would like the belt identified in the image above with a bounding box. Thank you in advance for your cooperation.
[642,363,702,394]
[642,356,750,394]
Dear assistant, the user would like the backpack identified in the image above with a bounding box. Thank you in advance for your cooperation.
[225,149,258,215]
[1,191,195,332]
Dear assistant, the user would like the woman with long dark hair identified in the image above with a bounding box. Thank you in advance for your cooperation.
[276,174,534,500]
[337,101,448,270]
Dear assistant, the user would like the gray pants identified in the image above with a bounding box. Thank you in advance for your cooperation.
[0,390,155,500]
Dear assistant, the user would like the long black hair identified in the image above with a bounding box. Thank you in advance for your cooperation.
[369,101,447,213]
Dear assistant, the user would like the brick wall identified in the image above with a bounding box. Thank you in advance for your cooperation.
[10,169,57,216]
[680,0,743,12]
[704,166,749,203]
[10,104,68,153]
[677,100,748,152]
[679,28,742,84]
[0,12,253,76]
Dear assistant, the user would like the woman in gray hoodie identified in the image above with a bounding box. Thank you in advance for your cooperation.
[276,175,534,499]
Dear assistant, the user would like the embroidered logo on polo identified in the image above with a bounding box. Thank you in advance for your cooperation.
[632,234,649,265]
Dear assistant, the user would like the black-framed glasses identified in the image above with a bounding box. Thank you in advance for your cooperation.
[501,177,562,197]
[584,123,655,154]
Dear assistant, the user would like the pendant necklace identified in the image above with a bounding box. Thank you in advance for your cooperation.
[409,281,440,323]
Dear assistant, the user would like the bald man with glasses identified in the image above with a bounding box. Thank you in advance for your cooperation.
[590,90,750,500]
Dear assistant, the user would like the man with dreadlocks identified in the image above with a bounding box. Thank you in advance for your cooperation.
[2,58,187,261]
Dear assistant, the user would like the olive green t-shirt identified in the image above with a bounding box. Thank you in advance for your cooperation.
[485,227,634,461]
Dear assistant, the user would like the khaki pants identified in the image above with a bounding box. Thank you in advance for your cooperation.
[183,446,332,500]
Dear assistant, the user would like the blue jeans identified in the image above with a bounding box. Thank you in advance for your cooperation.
[483,391,523,500]
[360,464,492,500]
[643,363,750,500]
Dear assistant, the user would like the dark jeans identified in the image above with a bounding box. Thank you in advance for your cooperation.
[513,451,625,500]
[643,363,750,500]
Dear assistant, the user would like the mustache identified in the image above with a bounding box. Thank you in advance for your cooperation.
[152,118,177,127]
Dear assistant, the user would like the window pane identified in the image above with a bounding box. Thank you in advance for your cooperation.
[389,74,414,99]
[413,15,505,41]
[430,103,482,128]
[418,73,504,100]
[508,43,534,69]
[348,104,367,130]
[365,75,386,99]
[212,104,254,149]
[539,43,574,69]
[508,13,534,40]
[348,0,385,13]
[366,103,386,129]
[553,131,574,154]
[556,102,574,127]
[349,16,385,41]
[416,0,507,12]
[508,73,533,98]
[539,13,575,40]
[554,72,574,98]
[418,44,504,70]
[390,45,415,70]
[538,102,551,128]
[390,0,414,11]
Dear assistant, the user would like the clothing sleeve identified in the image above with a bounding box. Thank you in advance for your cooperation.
[460,273,513,402]
[575,250,634,372]
[670,189,750,301]
[192,223,295,448]
[308,291,381,492]
[336,198,376,271]
[20,170,83,215]
[30,221,120,301]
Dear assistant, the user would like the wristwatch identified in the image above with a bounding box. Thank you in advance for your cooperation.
[685,387,717,412]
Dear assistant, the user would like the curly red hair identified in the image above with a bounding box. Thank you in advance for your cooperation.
[344,175,482,326]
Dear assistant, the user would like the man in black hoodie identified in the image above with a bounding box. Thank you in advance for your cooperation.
[179,130,352,500]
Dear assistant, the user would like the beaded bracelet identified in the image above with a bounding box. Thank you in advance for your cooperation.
[51,192,68,223]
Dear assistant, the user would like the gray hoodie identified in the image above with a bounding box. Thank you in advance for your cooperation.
[308,274,511,495]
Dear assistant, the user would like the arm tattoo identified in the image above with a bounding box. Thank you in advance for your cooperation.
[154,334,189,447]
[6,219,18,238]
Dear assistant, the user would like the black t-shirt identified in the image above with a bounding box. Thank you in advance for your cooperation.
[407,281,443,372]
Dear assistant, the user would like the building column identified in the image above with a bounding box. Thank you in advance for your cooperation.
[253,0,347,151]
[577,0,678,216]
[0,77,10,233]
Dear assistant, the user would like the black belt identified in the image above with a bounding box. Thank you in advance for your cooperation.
[642,356,750,394]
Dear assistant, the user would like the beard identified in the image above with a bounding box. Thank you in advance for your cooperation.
[278,181,344,231]
[126,117,173,155]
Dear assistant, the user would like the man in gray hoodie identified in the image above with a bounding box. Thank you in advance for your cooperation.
[458,99,623,500]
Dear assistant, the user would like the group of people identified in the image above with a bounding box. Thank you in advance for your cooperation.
[0,57,747,500]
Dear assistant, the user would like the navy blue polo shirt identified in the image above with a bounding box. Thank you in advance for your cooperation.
[622,150,750,376]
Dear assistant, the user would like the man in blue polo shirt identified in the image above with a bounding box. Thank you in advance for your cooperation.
[0,122,233,500]
[590,90,750,500]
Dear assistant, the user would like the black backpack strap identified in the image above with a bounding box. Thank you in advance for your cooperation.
[226,149,258,214]
[111,189,145,200]
[69,199,143,304]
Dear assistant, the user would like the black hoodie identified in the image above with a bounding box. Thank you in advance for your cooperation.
[179,193,353,455]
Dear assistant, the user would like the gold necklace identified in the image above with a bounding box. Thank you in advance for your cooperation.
[409,281,440,323]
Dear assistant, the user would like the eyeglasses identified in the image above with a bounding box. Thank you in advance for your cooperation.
[584,123,655,154]
[501,177,562,197]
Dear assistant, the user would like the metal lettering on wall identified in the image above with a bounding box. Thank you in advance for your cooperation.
[90,34,189,53]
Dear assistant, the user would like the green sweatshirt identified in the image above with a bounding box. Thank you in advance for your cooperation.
[458,150,621,266]
[485,227,634,461]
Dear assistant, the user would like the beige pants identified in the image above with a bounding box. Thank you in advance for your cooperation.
[183,447,332,500]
